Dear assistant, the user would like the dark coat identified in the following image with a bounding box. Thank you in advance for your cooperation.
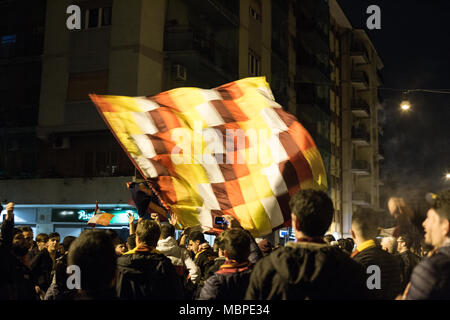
[245,241,371,300]
[30,248,60,293]
[398,251,421,290]
[116,249,183,300]
[194,247,217,280]
[352,245,403,300]
[198,262,253,300]
[0,219,37,300]
[406,244,450,300]
[204,256,226,279]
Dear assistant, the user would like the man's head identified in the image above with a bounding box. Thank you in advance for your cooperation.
[289,189,334,238]
[159,223,175,240]
[423,190,450,248]
[388,197,414,220]
[114,240,127,256]
[221,229,251,263]
[188,231,206,254]
[351,208,380,242]
[12,228,29,257]
[135,219,160,247]
[18,226,33,250]
[36,233,49,251]
[47,232,60,253]
[127,234,136,251]
[68,230,116,291]
[324,234,336,245]
[62,236,76,253]
[381,236,398,254]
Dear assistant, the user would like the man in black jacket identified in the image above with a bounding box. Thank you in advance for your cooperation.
[0,203,37,300]
[198,229,253,300]
[116,219,183,299]
[397,233,421,291]
[351,208,403,300]
[405,190,450,299]
[245,189,371,300]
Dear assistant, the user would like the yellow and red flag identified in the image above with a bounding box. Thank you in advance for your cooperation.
[89,77,327,237]
[88,201,114,227]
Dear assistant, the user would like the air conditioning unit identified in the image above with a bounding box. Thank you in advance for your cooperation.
[174,64,187,81]
[52,137,70,149]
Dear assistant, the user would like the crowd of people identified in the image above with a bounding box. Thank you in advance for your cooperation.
[1,188,449,300]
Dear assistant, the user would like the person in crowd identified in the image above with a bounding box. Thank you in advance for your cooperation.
[224,215,263,264]
[245,189,371,300]
[18,226,35,267]
[35,233,49,252]
[156,223,200,287]
[396,233,421,292]
[114,240,127,257]
[336,238,354,255]
[188,230,217,281]
[0,203,37,300]
[115,219,183,299]
[44,236,77,300]
[30,232,61,299]
[387,197,422,253]
[351,208,403,300]
[67,230,117,300]
[204,233,227,278]
[323,234,336,245]
[381,236,398,254]
[126,234,136,251]
[403,190,450,299]
[257,239,273,257]
[198,229,254,300]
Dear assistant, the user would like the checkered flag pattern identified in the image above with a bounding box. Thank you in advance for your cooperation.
[90,77,327,237]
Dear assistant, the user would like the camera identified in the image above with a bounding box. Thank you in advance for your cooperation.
[214,216,228,229]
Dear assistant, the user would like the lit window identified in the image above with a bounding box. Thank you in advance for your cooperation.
[1,34,16,45]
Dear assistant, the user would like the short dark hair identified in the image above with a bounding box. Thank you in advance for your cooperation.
[221,229,251,263]
[398,233,413,249]
[136,220,160,247]
[18,226,33,233]
[36,233,49,243]
[127,234,136,250]
[431,189,450,220]
[189,231,206,243]
[324,234,336,244]
[160,223,175,239]
[68,230,116,291]
[289,189,334,237]
[49,232,60,240]
[62,236,76,252]
[352,208,379,239]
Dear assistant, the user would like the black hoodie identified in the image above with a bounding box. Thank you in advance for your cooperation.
[245,241,373,300]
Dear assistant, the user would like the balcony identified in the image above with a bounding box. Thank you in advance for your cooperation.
[352,160,371,176]
[164,26,238,81]
[351,100,370,118]
[350,45,369,65]
[352,191,371,206]
[352,127,370,146]
[351,71,369,90]
[183,0,239,27]
[377,144,385,160]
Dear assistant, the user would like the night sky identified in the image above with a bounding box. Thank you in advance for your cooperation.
[338,0,450,210]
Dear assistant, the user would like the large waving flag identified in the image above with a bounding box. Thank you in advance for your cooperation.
[89,77,327,237]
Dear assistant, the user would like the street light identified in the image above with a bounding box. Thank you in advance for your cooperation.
[400,100,411,111]
[445,172,450,181]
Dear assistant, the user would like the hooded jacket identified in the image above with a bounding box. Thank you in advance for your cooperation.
[156,236,200,284]
[116,245,183,300]
[406,243,450,300]
[198,260,253,300]
[245,241,371,300]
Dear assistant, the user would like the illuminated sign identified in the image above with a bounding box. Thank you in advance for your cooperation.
[52,208,138,224]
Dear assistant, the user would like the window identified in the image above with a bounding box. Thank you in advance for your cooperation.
[0,34,16,58]
[249,51,261,76]
[1,34,16,45]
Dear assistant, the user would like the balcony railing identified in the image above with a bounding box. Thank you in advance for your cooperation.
[352,191,371,206]
[352,160,371,175]
[164,26,237,77]
[351,71,369,90]
[350,43,369,65]
[352,126,370,146]
[351,100,370,118]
